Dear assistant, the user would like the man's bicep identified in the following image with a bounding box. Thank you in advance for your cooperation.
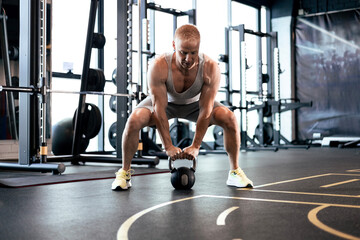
[198,83,217,113]
[148,61,168,110]
[199,65,221,110]
[151,84,168,110]
[149,80,167,112]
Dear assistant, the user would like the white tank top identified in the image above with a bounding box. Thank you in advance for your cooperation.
[165,52,204,105]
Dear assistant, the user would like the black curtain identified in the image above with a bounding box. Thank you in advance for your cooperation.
[295,9,360,140]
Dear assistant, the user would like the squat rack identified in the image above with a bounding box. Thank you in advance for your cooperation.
[0,0,64,173]
[226,24,311,151]
[228,24,279,151]
[0,0,162,174]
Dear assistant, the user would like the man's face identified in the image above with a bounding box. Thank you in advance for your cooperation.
[173,38,200,70]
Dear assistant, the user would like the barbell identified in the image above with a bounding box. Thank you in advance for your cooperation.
[0,85,136,99]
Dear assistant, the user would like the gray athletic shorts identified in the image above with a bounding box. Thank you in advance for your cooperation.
[136,96,224,122]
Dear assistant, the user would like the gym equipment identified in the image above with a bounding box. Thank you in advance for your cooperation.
[73,103,102,140]
[92,33,106,49]
[87,68,105,92]
[8,45,19,60]
[108,122,167,159]
[52,118,89,155]
[169,120,191,148]
[223,23,311,152]
[254,122,273,145]
[111,68,117,85]
[169,157,196,190]
[0,0,160,175]
[108,122,117,149]
[0,0,65,174]
[262,101,272,117]
[226,24,278,152]
[108,93,148,114]
[109,95,116,113]
[213,125,224,147]
[0,85,135,98]
[0,6,18,140]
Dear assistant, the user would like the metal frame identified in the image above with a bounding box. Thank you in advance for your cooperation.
[228,24,278,152]
[0,7,17,140]
[138,0,196,89]
[229,24,311,151]
[224,0,276,151]
[223,0,311,152]
[0,0,64,174]
[97,0,105,151]
[116,0,130,158]
[135,0,197,156]
[72,0,99,157]
[45,0,158,166]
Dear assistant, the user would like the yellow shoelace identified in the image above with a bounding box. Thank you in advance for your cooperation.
[116,169,135,180]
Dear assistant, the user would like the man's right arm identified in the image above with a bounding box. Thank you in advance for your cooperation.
[148,58,182,158]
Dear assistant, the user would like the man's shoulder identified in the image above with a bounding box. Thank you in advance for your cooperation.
[148,54,166,69]
[201,53,218,67]
[148,53,170,81]
[201,54,219,71]
[151,53,170,67]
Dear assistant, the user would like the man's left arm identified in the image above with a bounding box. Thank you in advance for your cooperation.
[183,59,221,159]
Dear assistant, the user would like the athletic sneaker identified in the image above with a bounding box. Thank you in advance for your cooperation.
[226,168,253,188]
[111,169,133,190]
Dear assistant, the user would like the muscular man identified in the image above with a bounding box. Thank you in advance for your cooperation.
[112,24,253,190]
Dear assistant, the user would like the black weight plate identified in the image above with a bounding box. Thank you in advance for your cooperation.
[213,125,224,147]
[73,103,102,140]
[87,68,105,92]
[52,118,89,155]
[108,122,117,149]
[254,122,273,145]
[263,102,272,117]
[92,33,106,49]
[112,68,117,85]
[109,95,116,113]
[264,122,274,143]
[169,121,190,146]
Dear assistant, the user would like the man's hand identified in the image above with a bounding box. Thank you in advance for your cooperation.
[182,145,200,160]
[166,145,183,160]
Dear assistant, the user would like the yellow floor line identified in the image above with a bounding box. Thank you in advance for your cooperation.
[331,173,360,176]
[254,173,332,188]
[308,205,360,240]
[254,173,360,189]
[117,194,360,240]
[238,188,360,198]
[117,195,203,240]
[320,179,360,188]
[203,194,360,209]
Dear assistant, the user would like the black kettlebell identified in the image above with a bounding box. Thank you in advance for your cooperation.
[169,157,196,190]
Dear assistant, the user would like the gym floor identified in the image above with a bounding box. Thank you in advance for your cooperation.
[0,147,360,240]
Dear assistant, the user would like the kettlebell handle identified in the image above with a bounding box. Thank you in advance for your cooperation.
[168,157,197,172]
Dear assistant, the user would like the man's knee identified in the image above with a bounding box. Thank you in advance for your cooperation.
[126,108,152,132]
[213,107,238,130]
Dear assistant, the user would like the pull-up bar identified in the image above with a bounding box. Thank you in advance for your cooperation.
[229,25,272,38]
[244,29,272,38]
